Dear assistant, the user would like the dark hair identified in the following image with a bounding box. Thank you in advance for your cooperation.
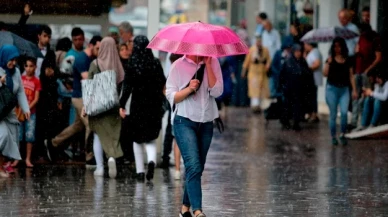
[71,27,84,37]
[309,43,318,48]
[330,37,348,58]
[119,43,128,49]
[359,23,372,33]
[56,37,72,51]
[362,6,370,13]
[25,56,37,66]
[89,36,102,45]
[257,12,268,20]
[38,25,52,36]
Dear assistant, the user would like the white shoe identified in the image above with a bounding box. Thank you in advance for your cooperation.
[174,170,181,180]
[108,157,117,179]
[352,126,365,132]
[94,167,104,177]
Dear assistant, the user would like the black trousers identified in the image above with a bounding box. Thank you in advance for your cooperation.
[280,90,301,126]
[162,104,174,163]
[120,115,135,162]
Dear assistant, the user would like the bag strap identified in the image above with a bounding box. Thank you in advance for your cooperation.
[96,59,101,73]
[184,64,206,96]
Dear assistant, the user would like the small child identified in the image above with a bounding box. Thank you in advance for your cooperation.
[14,57,41,168]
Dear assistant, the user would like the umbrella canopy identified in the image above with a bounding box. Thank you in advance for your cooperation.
[147,21,249,57]
[301,27,359,43]
[0,31,43,58]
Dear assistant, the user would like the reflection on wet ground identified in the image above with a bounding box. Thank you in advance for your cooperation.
[1,108,388,216]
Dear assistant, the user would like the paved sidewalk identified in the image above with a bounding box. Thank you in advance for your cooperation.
[1,108,388,216]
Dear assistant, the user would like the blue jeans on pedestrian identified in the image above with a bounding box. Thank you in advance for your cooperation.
[361,96,381,127]
[326,84,350,137]
[351,74,368,126]
[19,113,36,143]
[173,115,213,212]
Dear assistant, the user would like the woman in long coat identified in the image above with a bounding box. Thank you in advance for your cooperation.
[242,36,271,113]
[0,45,30,178]
[119,35,166,181]
[87,37,124,178]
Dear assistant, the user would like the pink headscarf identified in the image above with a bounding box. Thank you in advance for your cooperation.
[95,37,125,84]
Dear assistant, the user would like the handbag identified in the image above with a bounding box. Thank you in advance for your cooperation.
[15,106,25,122]
[81,61,119,116]
[0,84,17,121]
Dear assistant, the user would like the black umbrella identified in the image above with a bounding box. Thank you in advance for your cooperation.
[0,31,43,58]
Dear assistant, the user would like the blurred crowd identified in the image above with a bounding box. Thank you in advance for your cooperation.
[0,4,385,179]
[229,7,384,146]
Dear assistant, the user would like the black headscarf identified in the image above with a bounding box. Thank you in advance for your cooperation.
[128,35,155,75]
[39,52,58,105]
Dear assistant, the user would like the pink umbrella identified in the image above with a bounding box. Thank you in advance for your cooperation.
[147,21,249,57]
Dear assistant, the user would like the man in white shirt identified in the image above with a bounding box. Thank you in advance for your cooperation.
[262,21,281,59]
[338,9,359,57]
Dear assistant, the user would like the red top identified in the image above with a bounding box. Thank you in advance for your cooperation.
[21,75,41,114]
[355,32,381,74]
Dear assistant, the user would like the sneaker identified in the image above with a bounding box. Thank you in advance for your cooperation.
[352,126,366,132]
[108,157,117,179]
[340,135,348,146]
[174,170,181,180]
[94,167,104,177]
[332,138,339,146]
[195,213,206,217]
[44,139,52,162]
[179,211,192,217]
[146,161,155,181]
[85,154,97,170]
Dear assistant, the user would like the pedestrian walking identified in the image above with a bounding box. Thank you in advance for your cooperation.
[35,52,60,162]
[166,55,223,217]
[279,44,310,131]
[119,36,166,181]
[0,45,30,178]
[324,37,357,146]
[304,42,323,123]
[50,36,102,165]
[242,36,271,113]
[87,37,124,178]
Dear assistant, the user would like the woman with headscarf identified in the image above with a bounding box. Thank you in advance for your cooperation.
[119,36,166,181]
[242,36,271,113]
[0,45,30,177]
[87,37,124,178]
[279,44,311,131]
[35,52,60,162]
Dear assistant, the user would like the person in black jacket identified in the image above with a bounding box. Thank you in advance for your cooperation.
[119,36,166,181]
[35,52,60,162]
[279,44,312,131]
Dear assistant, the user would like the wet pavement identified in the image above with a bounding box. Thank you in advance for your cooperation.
[1,108,388,217]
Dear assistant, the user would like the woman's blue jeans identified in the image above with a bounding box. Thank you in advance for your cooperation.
[326,84,350,137]
[361,96,381,127]
[174,115,213,212]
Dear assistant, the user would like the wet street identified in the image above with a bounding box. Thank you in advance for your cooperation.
[1,108,388,217]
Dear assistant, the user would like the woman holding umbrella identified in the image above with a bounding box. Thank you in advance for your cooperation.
[149,21,247,216]
[166,55,223,217]
[0,45,30,177]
